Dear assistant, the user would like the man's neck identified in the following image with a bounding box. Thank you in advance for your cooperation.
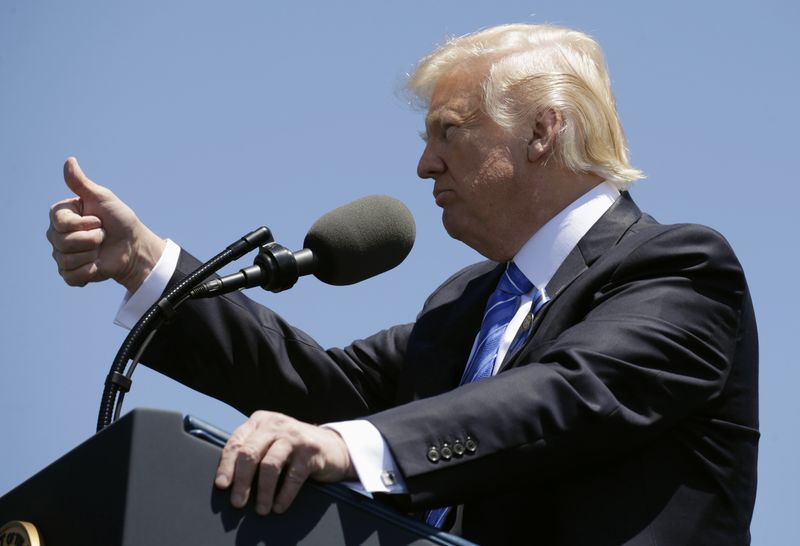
[514,181,620,293]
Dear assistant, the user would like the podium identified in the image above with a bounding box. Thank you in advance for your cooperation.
[0,409,474,545]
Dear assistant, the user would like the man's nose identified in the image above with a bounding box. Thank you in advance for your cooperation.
[417,143,445,179]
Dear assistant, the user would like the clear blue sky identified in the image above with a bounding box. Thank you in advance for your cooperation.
[1,1,797,542]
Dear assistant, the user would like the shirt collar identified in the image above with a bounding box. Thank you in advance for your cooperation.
[513,181,620,295]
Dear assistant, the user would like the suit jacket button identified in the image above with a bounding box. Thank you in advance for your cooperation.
[427,446,441,463]
[465,437,478,453]
[440,443,453,460]
[452,440,466,456]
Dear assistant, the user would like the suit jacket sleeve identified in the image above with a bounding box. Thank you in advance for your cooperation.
[141,250,414,423]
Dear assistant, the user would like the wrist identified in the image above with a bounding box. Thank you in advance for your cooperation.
[119,227,167,293]
[324,427,357,481]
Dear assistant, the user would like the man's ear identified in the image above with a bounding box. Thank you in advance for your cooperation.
[526,108,562,163]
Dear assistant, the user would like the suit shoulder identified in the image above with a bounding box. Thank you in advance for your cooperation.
[417,260,499,316]
[608,220,749,311]
[624,219,743,264]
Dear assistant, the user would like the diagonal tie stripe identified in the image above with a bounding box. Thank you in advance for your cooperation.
[459,262,535,385]
[426,262,548,529]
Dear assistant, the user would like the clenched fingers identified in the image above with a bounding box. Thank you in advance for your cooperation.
[57,261,100,287]
[52,248,99,272]
[46,226,105,253]
[49,199,102,233]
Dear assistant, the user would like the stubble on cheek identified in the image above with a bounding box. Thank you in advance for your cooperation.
[477,145,515,178]
[440,146,516,248]
[473,146,517,209]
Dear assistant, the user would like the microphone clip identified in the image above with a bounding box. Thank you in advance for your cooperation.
[253,242,301,293]
[189,240,318,299]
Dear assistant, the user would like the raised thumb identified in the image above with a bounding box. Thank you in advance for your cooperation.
[63,157,102,199]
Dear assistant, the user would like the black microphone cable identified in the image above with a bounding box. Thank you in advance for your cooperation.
[97,227,272,431]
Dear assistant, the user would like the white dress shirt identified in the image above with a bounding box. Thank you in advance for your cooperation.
[114,182,620,495]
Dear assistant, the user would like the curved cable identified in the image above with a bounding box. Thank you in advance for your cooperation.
[96,227,272,431]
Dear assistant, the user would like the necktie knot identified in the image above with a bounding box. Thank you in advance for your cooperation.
[497,261,533,296]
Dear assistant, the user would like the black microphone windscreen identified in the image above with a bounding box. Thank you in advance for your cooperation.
[303,195,415,285]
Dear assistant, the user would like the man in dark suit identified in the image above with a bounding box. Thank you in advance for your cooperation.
[47,24,758,544]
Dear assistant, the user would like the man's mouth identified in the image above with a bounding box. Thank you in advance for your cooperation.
[433,187,453,206]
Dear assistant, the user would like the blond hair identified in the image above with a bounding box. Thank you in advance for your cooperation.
[407,24,643,188]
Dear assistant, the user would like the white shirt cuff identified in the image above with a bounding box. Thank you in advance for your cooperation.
[114,239,181,330]
[323,420,407,494]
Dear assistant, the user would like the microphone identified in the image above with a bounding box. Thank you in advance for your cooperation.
[305,194,416,285]
[190,195,415,298]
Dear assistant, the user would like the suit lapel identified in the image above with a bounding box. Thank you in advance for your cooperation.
[404,261,504,399]
[546,192,642,297]
[497,192,643,371]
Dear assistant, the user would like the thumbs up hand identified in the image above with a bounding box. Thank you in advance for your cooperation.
[47,157,166,292]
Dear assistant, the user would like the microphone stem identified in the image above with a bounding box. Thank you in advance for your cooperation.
[294,248,318,277]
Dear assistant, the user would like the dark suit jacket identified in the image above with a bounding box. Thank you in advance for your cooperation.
[143,194,758,545]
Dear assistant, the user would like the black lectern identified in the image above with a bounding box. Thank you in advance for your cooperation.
[0,409,474,545]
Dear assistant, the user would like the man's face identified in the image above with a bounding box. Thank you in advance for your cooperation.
[417,66,532,261]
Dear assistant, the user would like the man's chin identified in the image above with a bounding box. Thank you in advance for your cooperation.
[441,212,463,241]
[442,215,482,254]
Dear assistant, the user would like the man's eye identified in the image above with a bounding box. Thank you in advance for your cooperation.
[443,123,458,139]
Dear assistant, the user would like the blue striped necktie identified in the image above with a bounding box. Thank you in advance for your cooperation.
[425,262,546,529]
